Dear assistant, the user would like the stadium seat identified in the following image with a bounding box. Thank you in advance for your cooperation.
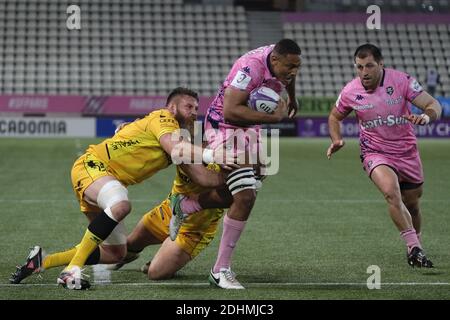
[284,18,450,97]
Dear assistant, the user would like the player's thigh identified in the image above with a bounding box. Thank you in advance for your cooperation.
[148,238,191,279]
[370,165,401,197]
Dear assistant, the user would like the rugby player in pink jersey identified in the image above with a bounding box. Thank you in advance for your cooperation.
[169,39,302,288]
[327,44,442,268]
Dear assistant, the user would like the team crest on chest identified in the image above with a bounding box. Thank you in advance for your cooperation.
[386,86,394,96]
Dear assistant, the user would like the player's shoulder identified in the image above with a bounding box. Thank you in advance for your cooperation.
[340,77,360,96]
[385,67,407,77]
[385,68,413,83]
[145,108,176,121]
[385,68,420,93]
[235,56,265,75]
[236,45,273,69]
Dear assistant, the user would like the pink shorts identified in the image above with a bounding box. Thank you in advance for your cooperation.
[204,120,263,165]
[362,151,424,186]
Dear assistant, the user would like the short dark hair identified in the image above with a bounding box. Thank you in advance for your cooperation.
[354,44,383,63]
[273,39,301,56]
[166,87,199,105]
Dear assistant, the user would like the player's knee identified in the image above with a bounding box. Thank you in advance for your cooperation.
[226,168,257,197]
[404,200,420,216]
[233,189,256,209]
[147,265,174,280]
[96,180,129,218]
[383,190,401,205]
[111,201,132,220]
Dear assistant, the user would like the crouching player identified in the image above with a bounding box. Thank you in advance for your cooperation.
[110,163,231,279]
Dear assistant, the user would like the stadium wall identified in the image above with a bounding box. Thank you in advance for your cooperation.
[1,95,449,138]
[0,95,213,116]
[1,116,449,138]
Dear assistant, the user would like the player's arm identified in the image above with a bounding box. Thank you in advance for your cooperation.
[223,87,287,126]
[179,164,225,188]
[327,107,349,159]
[159,132,238,171]
[160,133,210,164]
[406,91,442,125]
[285,78,298,118]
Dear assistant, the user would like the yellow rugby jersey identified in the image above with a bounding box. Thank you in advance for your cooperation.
[87,109,178,185]
[171,163,221,195]
[171,164,224,230]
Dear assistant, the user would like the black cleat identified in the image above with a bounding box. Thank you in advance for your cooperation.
[10,246,44,284]
[407,247,434,268]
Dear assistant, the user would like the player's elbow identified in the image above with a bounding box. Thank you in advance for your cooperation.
[223,103,244,123]
[431,101,442,120]
[223,108,238,123]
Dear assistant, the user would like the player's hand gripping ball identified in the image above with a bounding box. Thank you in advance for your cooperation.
[248,86,280,114]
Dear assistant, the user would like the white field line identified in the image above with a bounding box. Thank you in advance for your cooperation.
[2,282,450,288]
[1,199,449,204]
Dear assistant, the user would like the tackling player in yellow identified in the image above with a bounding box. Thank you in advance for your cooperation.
[10,87,229,289]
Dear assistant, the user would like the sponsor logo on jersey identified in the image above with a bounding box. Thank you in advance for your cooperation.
[352,104,374,110]
[109,139,141,150]
[86,160,106,172]
[361,114,409,129]
[386,96,403,106]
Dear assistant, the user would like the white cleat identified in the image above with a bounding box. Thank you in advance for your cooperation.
[57,266,90,290]
[168,193,188,241]
[208,268,245,289]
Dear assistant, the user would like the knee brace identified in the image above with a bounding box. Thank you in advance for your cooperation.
[96,180,129,210]
[226,167,257,196]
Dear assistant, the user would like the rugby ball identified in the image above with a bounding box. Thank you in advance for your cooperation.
[248,86,280,114]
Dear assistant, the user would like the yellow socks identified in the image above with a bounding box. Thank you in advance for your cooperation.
[42,247,77,270]
[66,229,102,270]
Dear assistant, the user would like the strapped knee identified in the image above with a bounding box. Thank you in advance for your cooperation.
[96,180,129,210]
[226,167,257,196]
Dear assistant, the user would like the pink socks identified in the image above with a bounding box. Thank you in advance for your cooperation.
[213,215,246,273]
[400,228,421,253]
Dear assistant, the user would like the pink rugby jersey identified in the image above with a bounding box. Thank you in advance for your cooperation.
[335,68,424,155]
[206,45,285,128]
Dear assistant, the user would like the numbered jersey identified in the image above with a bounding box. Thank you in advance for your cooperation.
[87,109,179,185]
[206,45,285,127]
